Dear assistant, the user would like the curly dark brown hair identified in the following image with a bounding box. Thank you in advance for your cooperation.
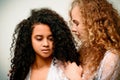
[70,0,120,73]
[9,8,80,80]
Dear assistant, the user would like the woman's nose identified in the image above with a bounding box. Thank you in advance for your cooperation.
[43,39,49,47]
[71,25,77,33]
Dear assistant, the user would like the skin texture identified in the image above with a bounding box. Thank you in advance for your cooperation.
[31,24,53,80]
[64,62,82,80]
[70,5,88,43]
[31,24,53,59]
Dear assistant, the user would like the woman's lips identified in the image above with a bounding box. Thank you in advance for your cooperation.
[41,49,50,53]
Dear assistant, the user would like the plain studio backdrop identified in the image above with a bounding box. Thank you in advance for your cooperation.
[0,0,120,79]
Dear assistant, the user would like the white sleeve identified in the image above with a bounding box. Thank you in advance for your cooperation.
[95,51,120,80]
[47,59,69,80]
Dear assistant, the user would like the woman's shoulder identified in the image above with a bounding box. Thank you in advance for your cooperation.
[104,49,120,60]
[101,49,120,68]
[47,58,68,80]
[94,49,120,80]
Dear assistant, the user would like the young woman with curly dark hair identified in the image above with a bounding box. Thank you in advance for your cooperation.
[9,8,80,80]
[64,0,120,80]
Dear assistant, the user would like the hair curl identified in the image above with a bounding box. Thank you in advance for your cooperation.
[9,8,80,80]
[70,0,120,73]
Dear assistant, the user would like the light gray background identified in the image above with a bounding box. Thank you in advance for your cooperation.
[0,0,120,80]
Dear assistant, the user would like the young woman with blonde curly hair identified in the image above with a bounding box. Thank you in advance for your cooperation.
[64,0,120,80]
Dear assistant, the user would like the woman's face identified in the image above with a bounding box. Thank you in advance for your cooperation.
[31,23,54,59]
[70,5,88,43]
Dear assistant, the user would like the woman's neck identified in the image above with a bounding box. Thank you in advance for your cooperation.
[32,56,52,69]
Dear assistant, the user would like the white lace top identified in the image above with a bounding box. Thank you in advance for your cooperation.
[25,59,68,80]
[94,50,120,80]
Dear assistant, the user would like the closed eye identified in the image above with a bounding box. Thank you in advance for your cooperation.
[35,36,42,41]
[72,20,79,26]
[48,35,54,41]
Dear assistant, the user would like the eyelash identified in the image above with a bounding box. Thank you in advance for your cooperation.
[75,22,79,26]
[36,38,42,41]
[73,20,79,26]
[36,37,53,41]
[69,20,79,26]
[49,37,54,41]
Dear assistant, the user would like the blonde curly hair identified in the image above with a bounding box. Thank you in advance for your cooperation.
[70,0,120,73]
